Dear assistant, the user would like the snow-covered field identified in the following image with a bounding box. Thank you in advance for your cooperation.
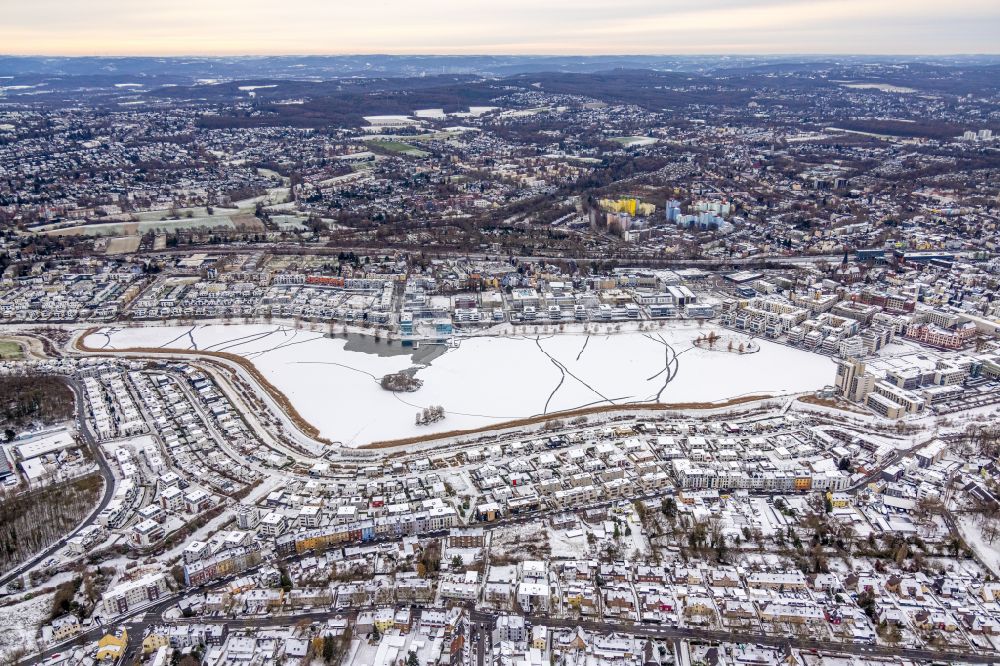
[957,516,1000,576]
[0,592,53,662]
[549,528,589,559]
[84,323,834,447]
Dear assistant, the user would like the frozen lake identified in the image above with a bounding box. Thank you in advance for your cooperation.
[84,323,835,447]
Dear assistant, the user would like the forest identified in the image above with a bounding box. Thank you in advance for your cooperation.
[0,473,103,576]
[0,375,74,433]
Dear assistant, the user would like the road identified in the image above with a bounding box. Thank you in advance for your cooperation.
[126,242,854,268]
[12,376,982,662]
[25,598,1000,665]
[529,615,997,663]
[0,378,116,590]
[845,432,946,493]
[70,343,327,459]
[17,410,934,658]
[126,242,975,270]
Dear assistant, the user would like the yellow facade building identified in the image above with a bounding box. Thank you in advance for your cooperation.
[97,627,128,662]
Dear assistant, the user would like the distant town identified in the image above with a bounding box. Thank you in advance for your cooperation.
[0,54,999,666]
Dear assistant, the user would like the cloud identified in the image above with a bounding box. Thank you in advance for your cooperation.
[0,0,996,55]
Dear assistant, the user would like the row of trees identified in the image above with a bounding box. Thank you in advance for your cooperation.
[416,405,445,425]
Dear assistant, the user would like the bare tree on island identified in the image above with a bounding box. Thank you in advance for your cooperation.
[416,405,445,425]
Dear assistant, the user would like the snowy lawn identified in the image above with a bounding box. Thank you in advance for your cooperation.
[957,516,1000,576]
[0,592,53,662]
[549,527,590,559]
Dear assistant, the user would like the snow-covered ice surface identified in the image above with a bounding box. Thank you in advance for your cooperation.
[0,592,53,662]
[85,323,834,447]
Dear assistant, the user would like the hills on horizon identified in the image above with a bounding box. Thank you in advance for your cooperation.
[1,55,999,121]
[2,53,1000,82]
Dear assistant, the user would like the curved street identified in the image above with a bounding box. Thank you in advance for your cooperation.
[0,378,116,590]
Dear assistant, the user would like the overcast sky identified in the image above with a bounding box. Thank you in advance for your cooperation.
[2,0,997,56]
